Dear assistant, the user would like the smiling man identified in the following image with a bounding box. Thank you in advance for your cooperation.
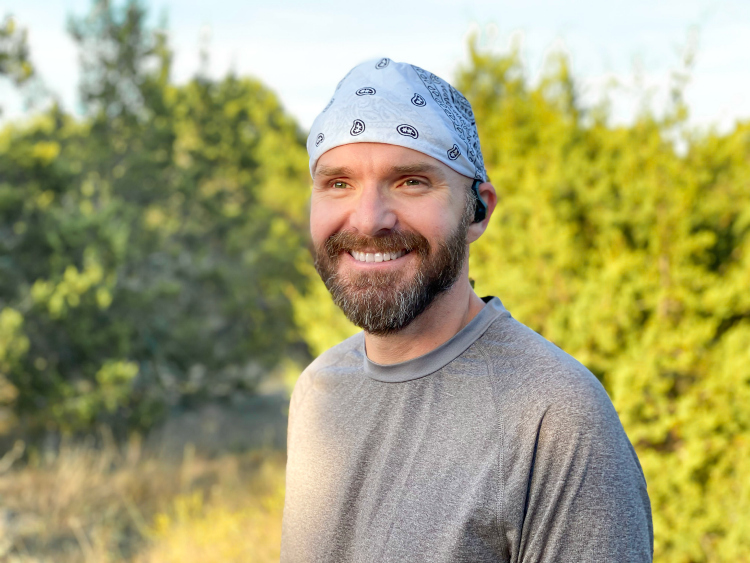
[281,58,653,563]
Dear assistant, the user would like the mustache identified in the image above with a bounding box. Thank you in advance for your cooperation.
[323,230,431,260]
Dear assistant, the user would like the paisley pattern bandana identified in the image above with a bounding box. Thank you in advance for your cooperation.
[307,57,487,182]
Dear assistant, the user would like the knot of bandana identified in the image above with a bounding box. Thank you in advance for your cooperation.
[307,58,487,183]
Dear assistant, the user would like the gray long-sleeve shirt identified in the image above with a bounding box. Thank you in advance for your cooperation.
[281,297,653,562]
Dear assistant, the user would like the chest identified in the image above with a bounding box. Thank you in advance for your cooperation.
[282,377,507,563]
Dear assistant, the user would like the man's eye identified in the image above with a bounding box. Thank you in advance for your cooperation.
[404,179,422,186]
[332,181,348,189]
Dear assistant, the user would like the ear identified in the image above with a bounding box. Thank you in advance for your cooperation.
[466,182,497,243]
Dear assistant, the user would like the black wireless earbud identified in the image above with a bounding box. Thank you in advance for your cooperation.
[471,178,487,223]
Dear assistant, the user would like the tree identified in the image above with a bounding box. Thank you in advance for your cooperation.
[0,0,311,434]
[458,38,750,562]
[0,15,33,90]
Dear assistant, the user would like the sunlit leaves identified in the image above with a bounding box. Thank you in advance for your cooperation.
[458,38,750,562]
[0,1,310,434]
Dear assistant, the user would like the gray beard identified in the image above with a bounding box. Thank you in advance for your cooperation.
[313,198,474,336]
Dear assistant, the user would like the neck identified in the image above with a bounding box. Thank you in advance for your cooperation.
[363,268,486,365]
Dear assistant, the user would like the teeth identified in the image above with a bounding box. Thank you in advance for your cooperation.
[350,250,405,263]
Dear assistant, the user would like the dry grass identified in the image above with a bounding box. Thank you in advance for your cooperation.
[136,459,284,563]
[0,435,285,562]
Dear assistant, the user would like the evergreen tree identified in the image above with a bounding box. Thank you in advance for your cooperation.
[0,0,310,434]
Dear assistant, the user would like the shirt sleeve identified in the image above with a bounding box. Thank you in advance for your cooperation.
[512,382,653,563]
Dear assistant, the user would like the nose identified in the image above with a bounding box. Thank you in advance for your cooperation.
[348,184,397,236]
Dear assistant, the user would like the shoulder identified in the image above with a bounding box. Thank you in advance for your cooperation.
[290,331,364,411]
[474,313,641,469]
[477,314,613,418]
[480,316,652,558]
[477,310,648,485]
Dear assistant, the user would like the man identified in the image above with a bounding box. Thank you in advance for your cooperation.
[281,58,652,562]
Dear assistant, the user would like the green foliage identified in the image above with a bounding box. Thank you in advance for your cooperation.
[0,15,34,88]
[0,307,26,432]
[456,38,750,562]
[0,1,311,433]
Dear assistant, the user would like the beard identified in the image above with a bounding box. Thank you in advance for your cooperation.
[313,199,474,336]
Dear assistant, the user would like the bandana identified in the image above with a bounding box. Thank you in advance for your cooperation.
[307,57,487,182]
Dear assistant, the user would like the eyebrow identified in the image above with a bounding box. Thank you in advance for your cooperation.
[389,163,445,178]
[314,165,356,179]
[314,162,446,179]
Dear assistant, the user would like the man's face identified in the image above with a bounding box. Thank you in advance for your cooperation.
[310,143,475,335]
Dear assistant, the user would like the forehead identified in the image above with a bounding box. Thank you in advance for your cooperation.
[314,142,458,182]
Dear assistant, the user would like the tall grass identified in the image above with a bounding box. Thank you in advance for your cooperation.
[0,436,285,562]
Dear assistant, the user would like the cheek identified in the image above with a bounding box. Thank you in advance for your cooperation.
[397,205,455,242]
[310,199,344,248]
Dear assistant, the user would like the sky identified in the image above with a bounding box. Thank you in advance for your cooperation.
[2,0,749,133]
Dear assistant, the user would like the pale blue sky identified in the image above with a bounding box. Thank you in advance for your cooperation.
[2,0,749,132]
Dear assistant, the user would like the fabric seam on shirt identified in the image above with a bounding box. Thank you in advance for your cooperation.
[363,298,509,383]
[476,338,509,559]
[519,405,551,559]
[295,340,361,410]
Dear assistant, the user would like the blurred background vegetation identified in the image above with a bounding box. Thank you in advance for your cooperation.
[0,0,748,561]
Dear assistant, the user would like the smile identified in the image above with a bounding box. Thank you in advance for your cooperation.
[349,250,407,263]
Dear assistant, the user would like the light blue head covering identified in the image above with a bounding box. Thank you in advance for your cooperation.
[307,57,487,182]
